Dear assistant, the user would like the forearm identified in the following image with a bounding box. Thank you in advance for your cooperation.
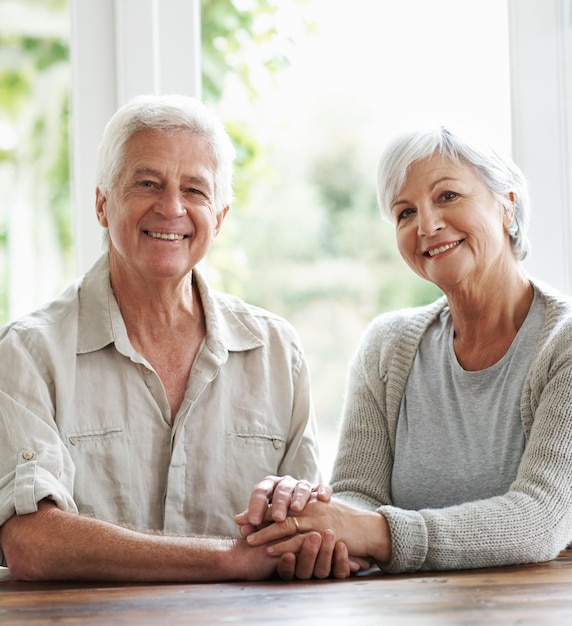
[244,498,392,565]
[0,501,273,582]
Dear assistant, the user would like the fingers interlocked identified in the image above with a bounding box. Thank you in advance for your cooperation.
[291,516,301,533]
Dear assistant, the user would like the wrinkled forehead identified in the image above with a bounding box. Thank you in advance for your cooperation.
[400,152,480,190]
[117,128,216,176]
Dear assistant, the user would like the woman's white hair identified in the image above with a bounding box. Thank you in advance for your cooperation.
[96,93,236,213]
[376,125,530,261]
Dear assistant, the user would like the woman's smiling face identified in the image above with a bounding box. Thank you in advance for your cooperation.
[390,154,514,293]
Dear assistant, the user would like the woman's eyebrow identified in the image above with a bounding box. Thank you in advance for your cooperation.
[391,176,463,209]
[391,198,410,211]
[432,176,461,187]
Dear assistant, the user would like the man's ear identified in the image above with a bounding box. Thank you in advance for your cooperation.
[95,188,109,228]
[214,205,230,237]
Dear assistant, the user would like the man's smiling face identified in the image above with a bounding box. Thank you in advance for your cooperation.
[96,128,228,285]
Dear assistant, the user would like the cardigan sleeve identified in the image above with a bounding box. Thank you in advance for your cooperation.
[332,295,572,573]
[330,309,412,510]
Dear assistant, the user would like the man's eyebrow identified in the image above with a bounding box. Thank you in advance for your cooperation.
[181,175,210,186]
[133,167,162,178]
[131,169,211,188]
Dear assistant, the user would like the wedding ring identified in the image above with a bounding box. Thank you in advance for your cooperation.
[292,516,301,532]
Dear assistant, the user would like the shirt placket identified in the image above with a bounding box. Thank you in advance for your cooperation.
[163,343,223,533]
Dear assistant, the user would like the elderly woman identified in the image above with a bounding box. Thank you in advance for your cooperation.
[0,94,325,582]
[239,125,572,575]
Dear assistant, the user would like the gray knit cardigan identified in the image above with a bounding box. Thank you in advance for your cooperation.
[331,280,572,573]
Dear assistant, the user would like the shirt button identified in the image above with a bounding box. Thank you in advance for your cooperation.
[272,439,283,450]
[21,449,36,461]
[142,366,152,375]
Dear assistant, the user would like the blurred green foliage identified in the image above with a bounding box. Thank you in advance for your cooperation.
[202,0,311,102]
[0,0,315,322]
[0,12,72,320]
[0,0,440,379]
[0,0,443,440]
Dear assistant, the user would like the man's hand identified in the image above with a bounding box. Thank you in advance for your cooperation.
[235,475,332,529]
[275,531,358,580]
[236,477,377,579]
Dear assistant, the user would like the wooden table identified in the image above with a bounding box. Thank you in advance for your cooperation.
[2,551,572,625]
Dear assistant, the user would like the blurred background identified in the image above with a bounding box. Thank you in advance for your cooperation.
[0,0,550,477]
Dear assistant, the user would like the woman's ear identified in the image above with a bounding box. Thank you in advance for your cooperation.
[503,192,516,229]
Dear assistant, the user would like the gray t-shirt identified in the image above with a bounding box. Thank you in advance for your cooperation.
[391,289,545,510]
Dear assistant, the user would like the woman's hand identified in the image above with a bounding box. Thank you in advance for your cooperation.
[236,477,381,578]
[235,475,332,529]
[245,498,392,564]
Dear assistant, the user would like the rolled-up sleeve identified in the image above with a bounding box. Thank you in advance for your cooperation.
[0,390,77,534]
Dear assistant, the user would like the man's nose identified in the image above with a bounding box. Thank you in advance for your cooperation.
[155,188,186,218]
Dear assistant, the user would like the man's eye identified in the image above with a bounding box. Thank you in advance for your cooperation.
[139,180,156,187]
[184,187,205,197]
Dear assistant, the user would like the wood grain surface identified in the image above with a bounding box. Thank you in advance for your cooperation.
[2,551,572,624]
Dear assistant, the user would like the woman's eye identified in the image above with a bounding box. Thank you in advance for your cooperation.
[440,191,458,201]
[397,208,415,222]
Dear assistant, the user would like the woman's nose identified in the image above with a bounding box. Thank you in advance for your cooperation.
[416,206,444,236]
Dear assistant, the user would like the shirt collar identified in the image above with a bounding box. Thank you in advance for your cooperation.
[193,264,265,356]
[77,254,115,354]
[76,254,264,356]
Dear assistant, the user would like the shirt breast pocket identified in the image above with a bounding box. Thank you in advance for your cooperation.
[226,430,286,483]
[65,426,131,517]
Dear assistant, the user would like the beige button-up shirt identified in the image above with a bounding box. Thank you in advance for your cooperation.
[0,254,320,561]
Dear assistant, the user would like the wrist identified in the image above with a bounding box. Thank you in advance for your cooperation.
[218,538,275,582]
[365,512,391,564]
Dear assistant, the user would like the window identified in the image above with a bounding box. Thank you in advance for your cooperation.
[0,0,71,321]
[3,0,571,478]
[204,0,512,476]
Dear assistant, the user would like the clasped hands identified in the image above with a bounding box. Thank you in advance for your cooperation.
[235,475,390,580]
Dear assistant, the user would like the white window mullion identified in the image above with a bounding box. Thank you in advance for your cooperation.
[509,0,572,294]
[70,0,201,275]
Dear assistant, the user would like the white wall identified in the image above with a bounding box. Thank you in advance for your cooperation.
[509,0,572,293]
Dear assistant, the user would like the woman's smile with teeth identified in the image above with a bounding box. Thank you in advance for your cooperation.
[146,231,186,241]
[426,240,462,257]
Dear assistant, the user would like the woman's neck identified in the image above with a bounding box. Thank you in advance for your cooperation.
[447,271,534,371]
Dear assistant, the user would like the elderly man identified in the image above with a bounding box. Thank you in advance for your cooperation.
[0,94,342,581]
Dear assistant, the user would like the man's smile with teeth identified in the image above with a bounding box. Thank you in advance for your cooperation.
[145,230,187,241]
[425,240,462,257]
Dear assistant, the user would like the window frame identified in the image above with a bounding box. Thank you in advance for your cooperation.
[509,0,572,294]
[70,0,201,273]
[71,0,572,294]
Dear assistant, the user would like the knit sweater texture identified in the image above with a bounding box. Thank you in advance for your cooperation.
[331,280,572,573]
